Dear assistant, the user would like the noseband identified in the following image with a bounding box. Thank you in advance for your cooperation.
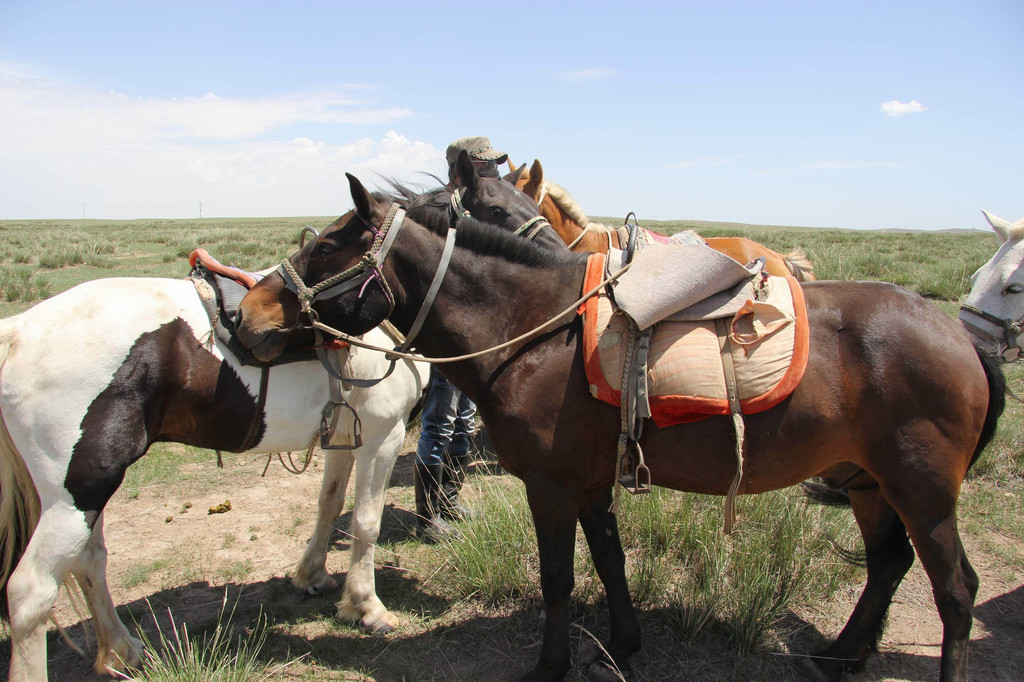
[959,303,1024,362]
[275,205,406,386]
[450,186,552,241]
[277,202,459,384]
[278,204,405,321]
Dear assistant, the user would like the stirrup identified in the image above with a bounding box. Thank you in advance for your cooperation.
[618,443,652,495]
[619,463,652,495]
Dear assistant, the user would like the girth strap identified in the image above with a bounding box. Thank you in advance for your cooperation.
[716,317,746,535]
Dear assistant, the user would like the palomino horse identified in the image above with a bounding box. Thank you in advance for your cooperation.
[960,210,1024,361]
[508,159,816,281]
[237,174,1003,682]
[0,162,541,681]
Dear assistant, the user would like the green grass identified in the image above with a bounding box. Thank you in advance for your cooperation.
[431,478,861,654]
[0,217,328,316]
[123,596,291,682]
[120,443,214,501]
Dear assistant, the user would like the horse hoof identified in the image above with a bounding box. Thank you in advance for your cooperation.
[796,656,841,682]
[358,612,399,634]
[293,572,338,595]
[95,637,144,676]
[579,639,602,665]
[587,661,627,682]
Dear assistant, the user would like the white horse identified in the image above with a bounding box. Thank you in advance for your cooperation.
[959,210,1024,362]
[0,271,427,681]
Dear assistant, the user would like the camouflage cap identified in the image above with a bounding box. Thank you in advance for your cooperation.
[445,136,508,166]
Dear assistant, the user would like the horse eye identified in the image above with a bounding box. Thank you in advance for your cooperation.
[315,242,337,257]
[490,206,507,219]
[1003,284,1024,295]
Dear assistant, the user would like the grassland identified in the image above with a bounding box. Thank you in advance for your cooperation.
[0,215,1020,681]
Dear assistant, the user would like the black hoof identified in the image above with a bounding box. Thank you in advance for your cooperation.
[579,639,602,666]
[587,661,627,682]
[796,656,842,682]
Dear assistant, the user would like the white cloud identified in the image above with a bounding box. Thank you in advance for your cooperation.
[559,67,617,83]
[671,155,746,169]
[880,99,927,117]
[807,160,907,169]
[0,71,439,218]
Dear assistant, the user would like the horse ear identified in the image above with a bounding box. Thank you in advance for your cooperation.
[347,173,376,221]
[982,210,1013,244]
[505,164,526,185]
[522,159,543,200]
[530,159,544,185]
[455,149,478,190]
[507,159,518,173]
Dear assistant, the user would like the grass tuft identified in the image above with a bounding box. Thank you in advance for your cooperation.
[119,593,296,682]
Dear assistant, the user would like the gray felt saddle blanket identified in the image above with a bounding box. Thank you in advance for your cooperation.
[609,242,764,331]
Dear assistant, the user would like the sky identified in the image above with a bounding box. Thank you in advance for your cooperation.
[1,0,1021,230]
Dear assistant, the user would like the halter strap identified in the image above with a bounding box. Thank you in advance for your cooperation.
[449,188,470,223]
[513,215,552,240]
[399,226,458,354]
[277,204,405,386]
[279,205,405,315]
[959,302,1024,362]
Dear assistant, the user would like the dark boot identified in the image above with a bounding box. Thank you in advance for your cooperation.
[440,451,481,522]
[414,461,459,542]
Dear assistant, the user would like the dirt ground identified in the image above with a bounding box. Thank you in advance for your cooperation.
[12,434,1024,681]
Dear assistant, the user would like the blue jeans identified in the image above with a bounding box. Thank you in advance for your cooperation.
[415,367,476,468]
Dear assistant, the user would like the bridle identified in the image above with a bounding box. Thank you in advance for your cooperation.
[277,202,458,386]
[959,302,1024,362]
[277,190,553,386]
[279,205,403,323]
[450,185,553,242]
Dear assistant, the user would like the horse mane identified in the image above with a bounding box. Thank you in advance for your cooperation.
[970,343,1006,470]
[370,184,572,269]
[375,180,452,234]
[1004,220,1024,241]
[452,215,577,270]
[544,181,591,228]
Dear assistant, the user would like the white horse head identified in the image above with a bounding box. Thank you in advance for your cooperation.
[960,210,1024,361]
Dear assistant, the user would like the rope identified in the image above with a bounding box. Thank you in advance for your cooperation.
[566,223,595,250]
[308,261,633,364]
[261,434,318,477]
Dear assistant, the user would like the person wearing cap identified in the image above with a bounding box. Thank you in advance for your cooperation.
[445,136,509,188]
[413,137,507,541]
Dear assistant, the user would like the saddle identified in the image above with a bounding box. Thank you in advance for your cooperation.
[582,249,809,426]
[187,249,363,452]
[580,239,809,531]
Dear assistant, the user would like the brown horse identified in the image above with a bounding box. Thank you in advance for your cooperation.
[508,158,816,280]
[236,174,1003,682]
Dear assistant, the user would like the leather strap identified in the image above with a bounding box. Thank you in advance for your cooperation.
[716,317,746,535]
[400,226,458,354]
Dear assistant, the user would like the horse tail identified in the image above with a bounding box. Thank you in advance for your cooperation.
[782,248,816,281]
[800,479,851,507]
[799,480,872,566]
[969,341,1006,471]
[0,319,42,618]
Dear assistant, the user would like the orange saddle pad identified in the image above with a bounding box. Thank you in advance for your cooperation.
[580,253,809,427]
